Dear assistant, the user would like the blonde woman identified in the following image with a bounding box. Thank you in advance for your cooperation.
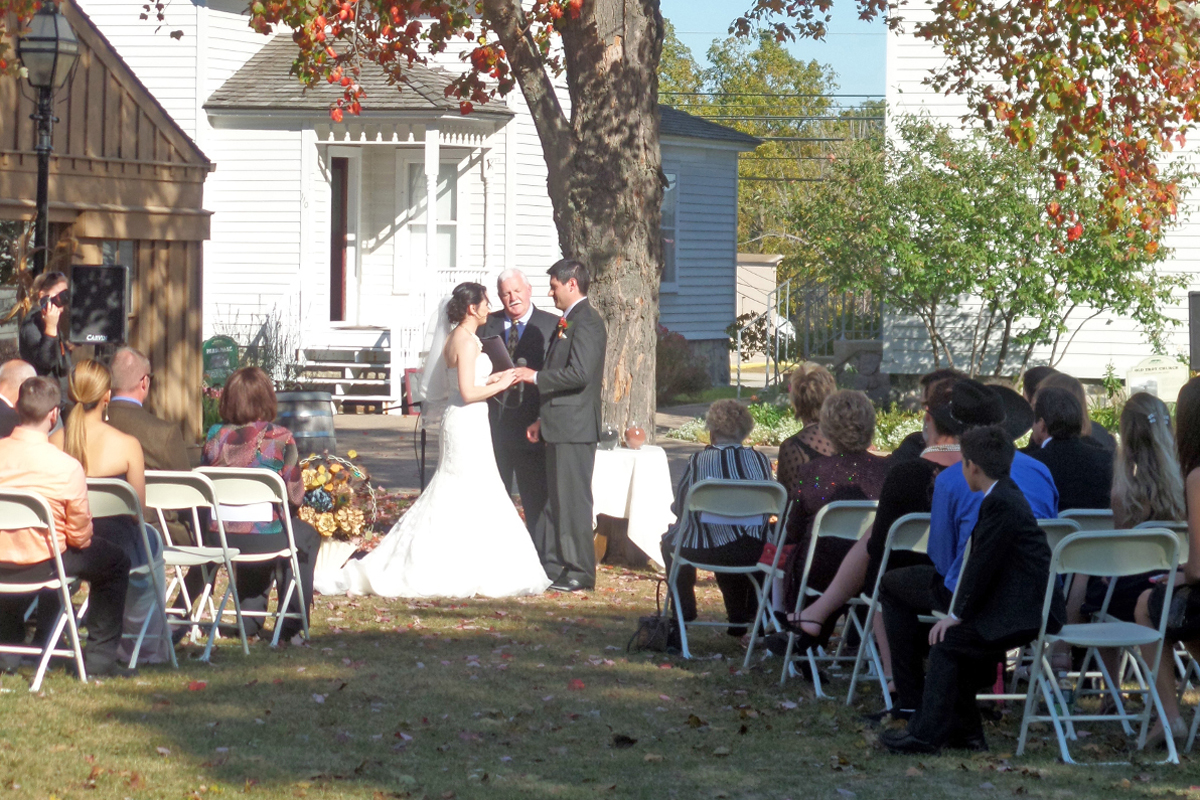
[53,360,148,562]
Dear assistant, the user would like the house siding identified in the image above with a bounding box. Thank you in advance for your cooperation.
[885,0,1198,379]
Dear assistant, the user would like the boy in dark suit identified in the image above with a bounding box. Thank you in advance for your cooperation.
[1026,386,1113,511]
[882,425,1064,754]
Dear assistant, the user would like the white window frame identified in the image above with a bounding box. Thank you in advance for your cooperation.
[392,152,467,294]
[660,167,679,293]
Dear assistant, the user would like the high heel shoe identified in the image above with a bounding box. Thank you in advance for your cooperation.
[782,615,824,652]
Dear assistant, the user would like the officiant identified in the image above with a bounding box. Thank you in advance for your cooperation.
[480,269,559,533]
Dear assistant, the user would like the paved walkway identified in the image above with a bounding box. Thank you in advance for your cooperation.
[333,405,779,492]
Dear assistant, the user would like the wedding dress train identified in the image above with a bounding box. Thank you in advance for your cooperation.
[313,337,552,598]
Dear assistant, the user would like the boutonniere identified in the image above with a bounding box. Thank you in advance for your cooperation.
[556,317,571,339]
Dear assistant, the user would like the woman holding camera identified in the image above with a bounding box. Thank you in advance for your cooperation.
[19,271,71,385]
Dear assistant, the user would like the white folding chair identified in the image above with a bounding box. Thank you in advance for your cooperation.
[86,478,178,669]
[665,479,789,668]
[1040,518,1083,555]
[1060,508,1115,531]
[779,500,878,696]
[844,512,930,706]
[144,470,248,660]
[0,490,86,691]
[1017,529,1181,764]
[198,467,310,648]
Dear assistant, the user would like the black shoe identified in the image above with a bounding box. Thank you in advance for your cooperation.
[862,707,914,726]
[549,578,592,593]
[84,661,138,679]
[946,731,988,752]
[879,728,940,755]
[763,633,791,656]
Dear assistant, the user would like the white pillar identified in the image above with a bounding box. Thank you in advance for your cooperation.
[424,123,440,307]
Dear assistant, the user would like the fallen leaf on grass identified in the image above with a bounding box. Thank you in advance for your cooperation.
[128,773,145,789]
[611,734,637,749]
[687,714,708,728]
[712,746,730,757]
[187,681,207,691]
[835,790,856,799]
[979,783,994,790]
[441,792,455,799]
[155,747,170,757]
[906,767,923,777]
[568,679,585,691]
[644,753,665,763]
[312,694,327,704]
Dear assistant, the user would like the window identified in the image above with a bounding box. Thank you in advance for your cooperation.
[661,171,678,288]
[408,162,458,271]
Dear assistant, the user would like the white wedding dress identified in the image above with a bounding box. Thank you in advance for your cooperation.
[313,335,552,598]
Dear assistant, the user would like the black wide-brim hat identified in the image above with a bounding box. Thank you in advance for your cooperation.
[929,379,1034,442]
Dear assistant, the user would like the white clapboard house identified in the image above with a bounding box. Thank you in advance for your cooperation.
[887,2,1200,381]
[72,0,758,404]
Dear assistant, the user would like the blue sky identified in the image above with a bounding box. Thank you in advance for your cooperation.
[659,0,886,96]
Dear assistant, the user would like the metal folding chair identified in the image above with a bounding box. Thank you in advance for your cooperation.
[0,490,86,691]
[198,467,310,647]
[145,470,248,660]
[1060,508,1115,531]
[665,479,789,668]
[779,500,878,695]
[86,478,177,669]
[844,512,930,706]
[1017,529,1181,764]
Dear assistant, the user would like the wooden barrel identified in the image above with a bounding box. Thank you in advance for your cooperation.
[275,391,337,457]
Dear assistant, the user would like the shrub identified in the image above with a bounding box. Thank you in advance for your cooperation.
[656,325,710,404]
[666,401,924,452]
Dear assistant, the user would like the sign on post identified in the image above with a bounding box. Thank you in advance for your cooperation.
[202,336,239,387]
[1127,356,1190,404]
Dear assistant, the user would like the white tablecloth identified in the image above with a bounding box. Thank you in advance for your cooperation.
[592,444,676,568]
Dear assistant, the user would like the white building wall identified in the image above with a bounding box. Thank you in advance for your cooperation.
[885,1,1198,379]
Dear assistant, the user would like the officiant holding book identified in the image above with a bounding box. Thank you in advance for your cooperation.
[479,268,559,533]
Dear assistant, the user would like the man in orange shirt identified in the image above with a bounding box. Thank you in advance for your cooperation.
[0,377,132,677]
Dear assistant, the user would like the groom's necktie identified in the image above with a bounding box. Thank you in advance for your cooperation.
[507,321,520,357]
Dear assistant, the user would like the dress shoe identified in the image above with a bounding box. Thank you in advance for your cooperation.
[862,707,914,726]
[82,661,138,679]
[549,578,592,593]
[879,728,941,755]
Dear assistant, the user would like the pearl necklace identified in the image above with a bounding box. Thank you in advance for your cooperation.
[921,444,961,455]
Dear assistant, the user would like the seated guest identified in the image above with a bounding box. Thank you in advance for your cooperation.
[766,378,961,670]
[55,360,149,565]
[662,400,774,637]
[1037,372,1116,452]
[781,390,890,608]
[106,347,190,472]
[776,365,837,488]
[1132,377,1200,745]
[0,377,132,676]
[876,379,1057,723]
[1027,386,1113,511]
[203,366,318,644]
[881,426,1065,754]
[0,360,35,438]
[890,368,965,462]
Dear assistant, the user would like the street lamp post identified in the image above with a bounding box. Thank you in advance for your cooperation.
[16,3,79,276]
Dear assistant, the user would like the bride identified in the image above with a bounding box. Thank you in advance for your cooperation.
[314,282,553,598]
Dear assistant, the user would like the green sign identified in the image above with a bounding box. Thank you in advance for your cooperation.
[202,336,239,387]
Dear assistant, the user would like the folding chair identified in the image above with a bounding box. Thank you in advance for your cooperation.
[665,479,789,668]
[86,478,177,669]
[1017,529,1181,764]
[779,500,878,696]
[145,470,248,660]
[0,490,86,691]
[198,467,310,648]
[1060,508,1115,531]
[1040,518,1083,555]
[844,512,930,705]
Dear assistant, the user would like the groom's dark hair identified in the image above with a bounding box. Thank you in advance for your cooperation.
[547,259,590,295]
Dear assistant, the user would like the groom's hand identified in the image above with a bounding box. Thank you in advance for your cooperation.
[526,419,542,443]
[513,367,537,384]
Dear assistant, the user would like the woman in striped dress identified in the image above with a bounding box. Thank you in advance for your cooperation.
[661,400,774,636]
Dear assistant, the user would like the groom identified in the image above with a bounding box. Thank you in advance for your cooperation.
[514,259,607,592]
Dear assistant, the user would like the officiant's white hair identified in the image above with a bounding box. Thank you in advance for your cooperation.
[496,268,530,290]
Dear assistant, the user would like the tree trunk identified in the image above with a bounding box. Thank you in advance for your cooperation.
[485,0,664,439]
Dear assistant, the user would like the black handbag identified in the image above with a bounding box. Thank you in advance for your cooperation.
[627,580,681,653]
[1148,581,1200,641]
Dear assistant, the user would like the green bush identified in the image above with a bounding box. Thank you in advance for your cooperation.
[666,401,924,452]
[656,325,710,404]
[874,406,924,452]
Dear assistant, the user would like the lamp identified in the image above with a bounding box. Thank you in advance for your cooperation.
[16,3,79,275]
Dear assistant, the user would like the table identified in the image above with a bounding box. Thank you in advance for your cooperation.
[591,444,676,568]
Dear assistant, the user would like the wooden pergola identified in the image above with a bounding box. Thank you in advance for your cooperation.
[0,0,211,441]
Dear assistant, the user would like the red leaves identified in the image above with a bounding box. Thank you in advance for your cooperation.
[187,681,207,691]
[567,678,585,690]
[1067,221,1084,241]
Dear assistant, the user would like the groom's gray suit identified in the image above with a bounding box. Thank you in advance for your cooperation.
[534,298,607,587]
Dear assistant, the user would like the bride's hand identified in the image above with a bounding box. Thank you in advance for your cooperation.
[489,369,517,389]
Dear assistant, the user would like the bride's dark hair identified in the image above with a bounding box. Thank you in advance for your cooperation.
[446,282,487,324]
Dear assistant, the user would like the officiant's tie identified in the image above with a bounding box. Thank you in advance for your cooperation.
[507,322,520,357]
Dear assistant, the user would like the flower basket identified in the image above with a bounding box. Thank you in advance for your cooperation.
[298,453,376,544]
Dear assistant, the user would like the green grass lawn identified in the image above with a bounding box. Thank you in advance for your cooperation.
[2,566,1199,800]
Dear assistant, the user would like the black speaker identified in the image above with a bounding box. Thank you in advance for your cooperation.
[69,265,128,345]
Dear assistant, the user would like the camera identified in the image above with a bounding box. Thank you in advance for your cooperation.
[39,291,69,312]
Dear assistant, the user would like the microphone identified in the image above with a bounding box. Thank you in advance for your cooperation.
[516,357,527,405]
